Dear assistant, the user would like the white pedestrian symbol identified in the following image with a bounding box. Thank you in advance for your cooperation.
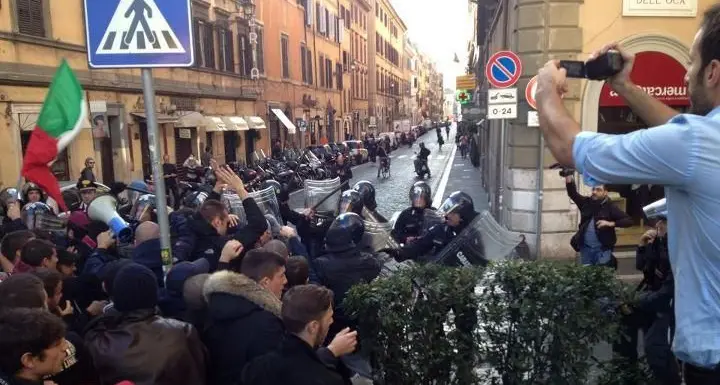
[96,0,185,55]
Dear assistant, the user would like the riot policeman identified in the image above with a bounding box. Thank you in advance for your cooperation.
[22,183,46,205]
[391,181,439,244]
[353,181,387,222]
[338,189,364,216]
[312,212,381,344]
[384,191,483,265]
[613,201,679,385]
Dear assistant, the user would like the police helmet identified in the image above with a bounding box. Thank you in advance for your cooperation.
[326,212,365,248]
[262,179,283,197]
[438,191,475,220]
[183,190,209,210]
[409,181,432,208]
[353,180,377,211]
[0,188,21,216]
[338,190,364,215]
[130,194,157,222]
[22,183,45,202]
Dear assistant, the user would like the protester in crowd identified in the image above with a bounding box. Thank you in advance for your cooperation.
[82,229,118,278]
[158,258,210,321]
[132,221,164,287]
[242,284,353,385]
[84,263,207,385]
[13,238,58,274]
[182,273,210,331]
[0,229,35,276]
[203,249,286,385]
[284,256,310,291]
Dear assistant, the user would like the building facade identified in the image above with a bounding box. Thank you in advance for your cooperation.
[405,38,421,124]
[0,0,443,188]
[370,0,407,133]
[469,0,707,260]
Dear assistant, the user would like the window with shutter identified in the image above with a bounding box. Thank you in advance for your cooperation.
[327,59,333,89]
[337,18,343,43]
[329,15,335,41]
[306,50,313,85]
[256,28,265,74]
[16,0,46,37]
[316,3,322,31]
[336,63,342,90]
[305,0,313,26]
[225,29,234,72]
[300,46,307,83]
[193,19,203,67]
[324,8,329,36]
[319,55,325,87]
[281,34,290,79]
[239,33,251,76]
[202,23,215,69]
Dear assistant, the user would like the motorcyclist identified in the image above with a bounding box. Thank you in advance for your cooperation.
[353,181,387,223]
[391,181,437,244]
[376,144,389,178]
[415,142,431,178]
[312,212,381,344]
[384,191,483,265]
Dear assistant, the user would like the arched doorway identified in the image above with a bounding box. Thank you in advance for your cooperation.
[580,34,690,248]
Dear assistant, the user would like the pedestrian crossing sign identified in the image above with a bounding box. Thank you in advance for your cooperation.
[84,0,194,68]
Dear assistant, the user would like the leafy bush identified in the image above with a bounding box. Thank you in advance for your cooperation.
[344,261,643,385]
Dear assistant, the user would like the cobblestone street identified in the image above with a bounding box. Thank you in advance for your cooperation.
[289,125,458,217]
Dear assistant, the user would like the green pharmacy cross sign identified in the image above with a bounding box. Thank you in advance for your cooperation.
[456,90,472,104]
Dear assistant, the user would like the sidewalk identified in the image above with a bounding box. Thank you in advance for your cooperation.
[432,143,489,211]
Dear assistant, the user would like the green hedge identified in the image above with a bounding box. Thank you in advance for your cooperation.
[344,261,648,385]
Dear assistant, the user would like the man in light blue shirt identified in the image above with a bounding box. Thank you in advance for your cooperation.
[535,5,720,383]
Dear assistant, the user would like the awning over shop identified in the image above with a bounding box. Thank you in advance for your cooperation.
[204,116,227,132]
[130,112,178,124]
[222,116,250,131]
[271,109,297,135]
[245,116,266,130]
[174,111,206,127]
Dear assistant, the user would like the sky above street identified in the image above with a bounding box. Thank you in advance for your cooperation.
[391,0,471,90]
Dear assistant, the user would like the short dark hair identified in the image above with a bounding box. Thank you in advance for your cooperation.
[241,249,286,282]
[93,115,104,124]
[0,308,66,376]
[1,230,36,263]
[20,239,55,268]
[31,269,62,301]
[285,256,309,288]
[198,200,228,223]
[55,248,77,268]
[700,4,720,70]
[281,284,333,334]
[0,274,46,310]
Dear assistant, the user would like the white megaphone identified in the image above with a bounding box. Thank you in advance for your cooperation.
[88,195,133,243]
[643,198,667,219]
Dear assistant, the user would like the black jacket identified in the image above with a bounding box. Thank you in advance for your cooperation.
[635,236,674,314]
[203,270,284,385]
[242,334,347,385]
[391,207,435,244]
[566,181,633,251]
[396,212,480,264]
[189,196,267,271]
[312,246,381,342]
[84,308,207,385]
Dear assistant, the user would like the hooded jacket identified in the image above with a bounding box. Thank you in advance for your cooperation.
[132,239,164,287]
[202,270,283,385]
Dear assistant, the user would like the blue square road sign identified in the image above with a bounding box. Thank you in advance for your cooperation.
[84,0,195,68]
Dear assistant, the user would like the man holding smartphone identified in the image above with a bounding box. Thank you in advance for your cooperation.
[536,4,720,383]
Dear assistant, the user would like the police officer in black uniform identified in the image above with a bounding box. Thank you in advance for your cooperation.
[384,191,483,265]
[613,211,679,385]
[353,181,387,223]
[312,212,381,344]
[391,181,436,244]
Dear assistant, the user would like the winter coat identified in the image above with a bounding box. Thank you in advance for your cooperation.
[566,181,633,251]
[202,270,283,385]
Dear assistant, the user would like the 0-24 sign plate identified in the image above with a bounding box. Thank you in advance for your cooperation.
[488,103,517,120]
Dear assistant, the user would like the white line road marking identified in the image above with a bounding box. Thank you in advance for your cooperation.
[432,140,458,209]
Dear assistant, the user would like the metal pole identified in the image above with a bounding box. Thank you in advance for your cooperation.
[497,118,506,223]
[141,69,172,268]
[535,133,544,259]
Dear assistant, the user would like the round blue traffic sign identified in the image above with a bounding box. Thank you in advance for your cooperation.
[485,51,522,88]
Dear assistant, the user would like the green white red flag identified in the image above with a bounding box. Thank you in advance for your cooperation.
[21,60,87,212]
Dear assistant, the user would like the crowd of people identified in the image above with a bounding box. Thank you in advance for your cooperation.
[0,141,487,385]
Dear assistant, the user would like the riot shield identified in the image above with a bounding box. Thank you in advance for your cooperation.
[304,177,341,215]
[361,220,400,252]
[248,186,282,225]
[221,191,248,227]
[433,210,523,267]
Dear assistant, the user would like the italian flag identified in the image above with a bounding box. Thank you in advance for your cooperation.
[21,60,87,212]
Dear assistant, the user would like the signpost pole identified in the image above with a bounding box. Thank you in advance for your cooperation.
[498,118,506,223]
[141,69,173,268]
